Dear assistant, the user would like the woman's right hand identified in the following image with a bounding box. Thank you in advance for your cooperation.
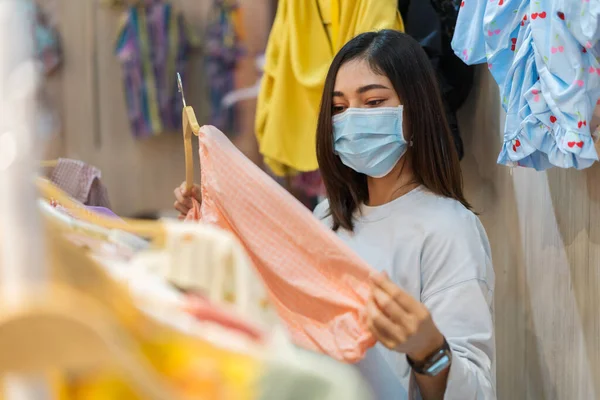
[173,182,202,219]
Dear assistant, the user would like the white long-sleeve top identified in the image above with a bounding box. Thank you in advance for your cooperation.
[313,186,496,399]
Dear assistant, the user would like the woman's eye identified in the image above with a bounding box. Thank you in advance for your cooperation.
[332,105,346,114]
[366,99,385,107]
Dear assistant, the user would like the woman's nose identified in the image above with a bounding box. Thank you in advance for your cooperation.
[348,100,367,109]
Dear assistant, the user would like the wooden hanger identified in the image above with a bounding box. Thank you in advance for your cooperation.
[40,159,58,168]
[37,199,149,255]
[36,177,167,248]
[177,73,201,192]
[38,199,116,244]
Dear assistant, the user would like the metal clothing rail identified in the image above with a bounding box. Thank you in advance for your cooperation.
[0,0,51,398]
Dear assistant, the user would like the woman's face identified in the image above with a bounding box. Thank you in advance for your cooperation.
[332,59,401,115]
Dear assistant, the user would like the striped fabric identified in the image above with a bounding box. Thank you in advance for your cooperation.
[205,0,245,136]
[115,0,196,138]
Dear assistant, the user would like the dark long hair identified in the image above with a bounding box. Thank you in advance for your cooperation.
[316,30,470,231]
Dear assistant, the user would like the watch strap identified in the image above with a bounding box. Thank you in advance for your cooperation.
[406,338,452,376]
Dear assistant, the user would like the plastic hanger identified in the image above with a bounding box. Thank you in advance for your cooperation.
[36,177,167,248]
[177,72,201,192]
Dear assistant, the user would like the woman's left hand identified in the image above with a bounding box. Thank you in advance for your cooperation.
[366,272,445,363]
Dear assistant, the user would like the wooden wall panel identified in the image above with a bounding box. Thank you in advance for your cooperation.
[56,0,209,216]
[460,67,600,399]
[51,0,269,216]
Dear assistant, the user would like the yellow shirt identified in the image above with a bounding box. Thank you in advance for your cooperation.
[255,0,404,176]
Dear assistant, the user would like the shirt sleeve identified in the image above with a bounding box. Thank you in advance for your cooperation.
[411,214,496,399]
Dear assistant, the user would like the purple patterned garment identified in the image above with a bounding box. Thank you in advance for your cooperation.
[206,0,244,136]
[86,206,121,220]
[115,0,195,138]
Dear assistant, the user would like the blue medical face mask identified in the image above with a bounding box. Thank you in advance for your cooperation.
[333,106,408,178]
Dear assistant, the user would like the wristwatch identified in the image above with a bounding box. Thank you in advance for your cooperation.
[406,338,452,376]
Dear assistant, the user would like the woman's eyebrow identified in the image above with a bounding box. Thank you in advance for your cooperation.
[356,84,391,94]
[333,84,390,97]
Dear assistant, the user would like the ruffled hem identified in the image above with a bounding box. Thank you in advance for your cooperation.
[497,123,548,171]
[498,116,599,171]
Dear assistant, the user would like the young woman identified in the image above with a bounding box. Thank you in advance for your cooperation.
[174,30,495,400]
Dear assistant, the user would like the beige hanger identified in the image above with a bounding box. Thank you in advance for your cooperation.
[38,199,125,248]
[36,177,167,248]
[40,159,58,168]
[177,73,201,192]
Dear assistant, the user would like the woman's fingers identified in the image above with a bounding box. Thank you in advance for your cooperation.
[174,201,189,215]
[371,284,412,329]
[366,298,405,350]
[371,283,421,340]
[173,186,188,205]
[367,272,443,357]
[191,184,202,203]
[178,185,194,207]
[173,183,193,210]
[370,271,420,314]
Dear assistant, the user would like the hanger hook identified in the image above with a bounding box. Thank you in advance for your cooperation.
[177,72,186,108]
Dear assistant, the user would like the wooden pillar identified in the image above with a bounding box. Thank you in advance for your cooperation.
[460,66,600,399]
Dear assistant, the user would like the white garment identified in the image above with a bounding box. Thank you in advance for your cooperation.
[313,186,496,400]
[130,220,280,327]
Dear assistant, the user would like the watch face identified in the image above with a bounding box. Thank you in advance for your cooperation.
[425,352,451,376]
[408,339,453,376]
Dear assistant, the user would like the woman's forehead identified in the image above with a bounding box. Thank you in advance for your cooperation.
[334,59,392,93]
